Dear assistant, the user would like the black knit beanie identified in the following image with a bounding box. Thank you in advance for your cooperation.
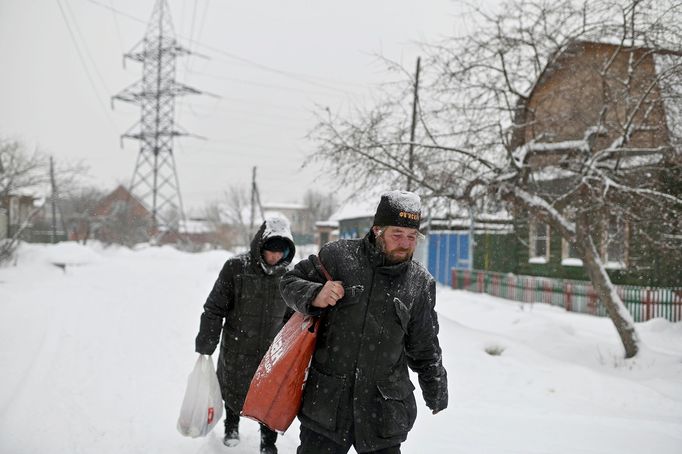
[372,190,422,229]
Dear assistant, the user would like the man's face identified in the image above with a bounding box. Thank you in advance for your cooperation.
[373,226,419,264]
[262,250,284,266]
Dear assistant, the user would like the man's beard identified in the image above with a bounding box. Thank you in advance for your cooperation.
[376,235,414,264]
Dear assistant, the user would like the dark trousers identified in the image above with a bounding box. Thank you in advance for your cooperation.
[224,404,277,447]
[296,426,400,454]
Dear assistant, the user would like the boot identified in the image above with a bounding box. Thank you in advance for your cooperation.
[223,426,239,447]
[223,410,240,447]
[260,424,278,453]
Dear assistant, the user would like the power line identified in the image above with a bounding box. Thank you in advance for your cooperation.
[85,0,370,93]
[63,0,112,94]
[87,0,146,24]
[187,69,364,99]
[179,95,312,113]
[56,0,117,129]
[178,101,314,124]
[107,0,125,53]
[182,0,199,76]
[187,41,361,96]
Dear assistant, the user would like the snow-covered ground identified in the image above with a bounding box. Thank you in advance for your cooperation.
[0,242,680,454]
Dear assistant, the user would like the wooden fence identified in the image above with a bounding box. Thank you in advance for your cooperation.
[451,269,682,322]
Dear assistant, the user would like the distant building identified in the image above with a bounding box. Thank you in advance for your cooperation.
[325,198,377,240]
[314,220,339,249]
[88,185,152,245]
[0,192,39,240]
[261,202,312,244]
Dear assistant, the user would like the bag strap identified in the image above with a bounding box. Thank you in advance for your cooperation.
[316,256,333,282]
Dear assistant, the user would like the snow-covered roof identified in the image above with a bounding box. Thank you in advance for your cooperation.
[4,188,42,199]
[315,220,339,228]
[262,202,307,211]
[216,204,292,227]
[328,197,378,222]
[425,200,512,223]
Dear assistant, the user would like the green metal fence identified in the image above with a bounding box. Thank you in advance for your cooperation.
[451,269,682,322]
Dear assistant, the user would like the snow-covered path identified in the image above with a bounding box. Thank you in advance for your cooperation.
[1,243,680,453]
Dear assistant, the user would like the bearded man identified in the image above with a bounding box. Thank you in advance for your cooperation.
[280,190,448,454]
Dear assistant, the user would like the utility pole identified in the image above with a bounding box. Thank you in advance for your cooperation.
[250,166,265,229]
[406,56,421,192]
[112,0,201,241]
[50,156,58,243]
[250,166,257,229]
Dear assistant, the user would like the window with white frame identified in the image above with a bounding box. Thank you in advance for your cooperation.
[529,220,550,263]
[561,238,582,266]
[9,197,19,225]
[604,216,627,268]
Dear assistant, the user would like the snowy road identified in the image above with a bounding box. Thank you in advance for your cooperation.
[1,242,680,453]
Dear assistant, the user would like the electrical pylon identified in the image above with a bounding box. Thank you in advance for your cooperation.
[112,0,200,240]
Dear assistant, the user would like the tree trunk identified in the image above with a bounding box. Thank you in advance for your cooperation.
[576,216,640,358]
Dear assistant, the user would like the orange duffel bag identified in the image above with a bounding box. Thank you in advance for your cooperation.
[241,312,319,432]
[241,256,331,433]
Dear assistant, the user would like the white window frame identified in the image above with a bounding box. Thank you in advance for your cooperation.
[529,220,550,264]
[561,238,583,266]
[603,217,628,269]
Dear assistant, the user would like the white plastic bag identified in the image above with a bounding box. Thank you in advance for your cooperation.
[177,355,224,438]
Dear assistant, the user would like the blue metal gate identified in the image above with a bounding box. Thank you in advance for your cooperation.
[427,232,471,286]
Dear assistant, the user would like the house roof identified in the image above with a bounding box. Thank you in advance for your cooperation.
[94,185,150,217]
[511,40,681,166]
[525,40,682,103]
[262,202,307,211]
[327,198,377,222]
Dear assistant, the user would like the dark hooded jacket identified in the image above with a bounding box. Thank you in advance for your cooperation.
[279,231,448,453]
[195,218,296,413]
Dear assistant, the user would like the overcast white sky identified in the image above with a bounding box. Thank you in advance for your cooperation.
[0,0,502,214]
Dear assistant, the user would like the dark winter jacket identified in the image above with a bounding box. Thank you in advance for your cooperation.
[195,218,296,413]
[279,231,448,453]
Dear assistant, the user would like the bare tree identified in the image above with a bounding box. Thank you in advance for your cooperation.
[0,140,48,198]
[302,189,339,235]
[59,186,106,245]
[218,185,254,248]
[310,0,682,358]
[0,140,49,262]
[199,201,239,250]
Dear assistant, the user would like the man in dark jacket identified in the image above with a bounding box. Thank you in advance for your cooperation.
[280,190,448,454]
[195,217,296,454]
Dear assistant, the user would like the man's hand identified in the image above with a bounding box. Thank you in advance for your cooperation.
[427,394,448,415]
[311,280,344,308]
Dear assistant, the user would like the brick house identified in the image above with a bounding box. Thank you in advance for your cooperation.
[85,185,152,245]
[500,41,682,286]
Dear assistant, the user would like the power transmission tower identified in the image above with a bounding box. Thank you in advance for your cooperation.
[112,0,200,240]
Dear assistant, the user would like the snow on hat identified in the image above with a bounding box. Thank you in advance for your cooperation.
[262,237,290,252]
[372,190,421,229]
